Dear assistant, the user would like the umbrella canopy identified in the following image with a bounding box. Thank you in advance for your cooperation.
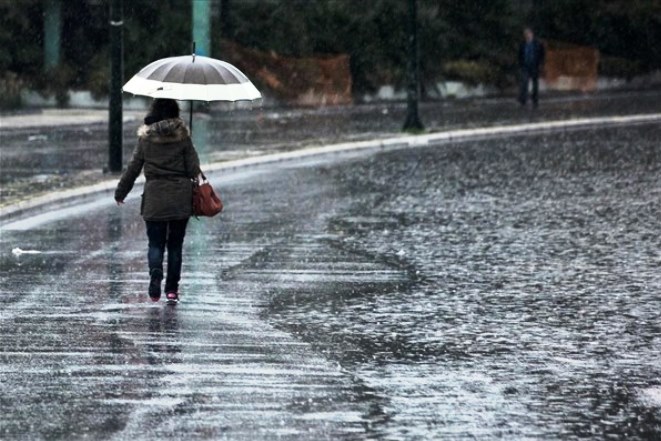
[123,54,261,102]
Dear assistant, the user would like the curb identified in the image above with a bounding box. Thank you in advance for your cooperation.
[2,112,660,228]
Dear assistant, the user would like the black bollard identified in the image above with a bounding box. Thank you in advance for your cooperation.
[403,0,424,132]
[108,0,124,172]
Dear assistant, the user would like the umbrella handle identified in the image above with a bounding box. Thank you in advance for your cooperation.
[189,42,195,133]
[189,100,193,133]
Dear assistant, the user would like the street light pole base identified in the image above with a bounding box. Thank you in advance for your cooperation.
[403,113,424,133]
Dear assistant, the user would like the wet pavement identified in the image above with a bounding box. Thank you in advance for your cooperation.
[1,121,660,439]
[2,89,661,208]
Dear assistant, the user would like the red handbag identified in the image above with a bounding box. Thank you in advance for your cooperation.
[192,173,223,217]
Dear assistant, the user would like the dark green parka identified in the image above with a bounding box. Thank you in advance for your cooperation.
[115,118,201,221]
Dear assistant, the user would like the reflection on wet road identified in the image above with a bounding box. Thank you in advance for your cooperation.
[2,123,661,439]
[1,211,371,439]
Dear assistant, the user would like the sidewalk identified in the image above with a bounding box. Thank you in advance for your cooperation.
[0,109,142,129]
[2,90,661,219]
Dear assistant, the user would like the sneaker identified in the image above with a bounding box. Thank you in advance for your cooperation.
[165,291,179,305]
[148,269,163,302]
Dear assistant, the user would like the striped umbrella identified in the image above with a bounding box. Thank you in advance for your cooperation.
[123,52,261,131]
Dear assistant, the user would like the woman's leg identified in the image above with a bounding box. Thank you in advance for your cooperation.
[146,221,167,276]
[164,218,189,293]
[146,221,168,299]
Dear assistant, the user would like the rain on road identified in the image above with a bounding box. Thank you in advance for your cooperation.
[1,122,661,440]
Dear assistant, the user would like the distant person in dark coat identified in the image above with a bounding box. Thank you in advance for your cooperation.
[115,98,201,304]
[518,27,545,108]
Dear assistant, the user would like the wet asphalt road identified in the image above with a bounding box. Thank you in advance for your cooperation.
[2,122,661,440]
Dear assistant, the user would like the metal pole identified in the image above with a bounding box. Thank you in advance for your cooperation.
[108,0,124,173]
[44,0,61,69]
[403,0,424,132]
[189,41,195,134]
[192,0,211,56]
[190,1,207,135]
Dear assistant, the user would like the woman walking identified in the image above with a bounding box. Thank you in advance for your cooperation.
[115,98,201,304]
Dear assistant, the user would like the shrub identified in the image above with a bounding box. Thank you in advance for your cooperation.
[0,72,24,110]
[31,64,75,107]
[441,60,499,86]
[87,51,111,101]
[599,56,645,80]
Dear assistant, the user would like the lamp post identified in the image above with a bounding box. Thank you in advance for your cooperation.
[108,0,124,173]
[403,0,424,132]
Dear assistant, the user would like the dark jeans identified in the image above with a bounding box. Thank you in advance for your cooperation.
[519,68,539,106]
[146,219,189,293]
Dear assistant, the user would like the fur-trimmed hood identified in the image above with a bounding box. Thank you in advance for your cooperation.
[137,118,190,143]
